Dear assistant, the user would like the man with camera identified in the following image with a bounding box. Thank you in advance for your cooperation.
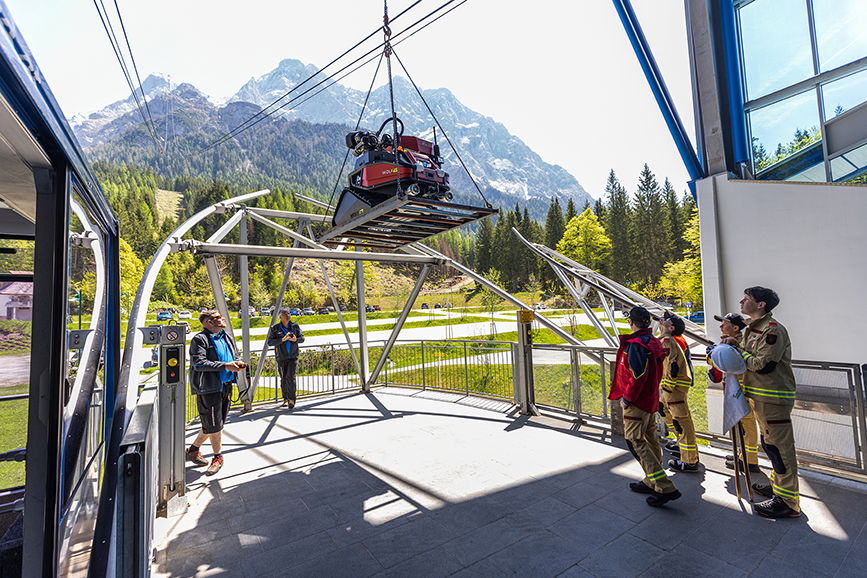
[186,309,244,476]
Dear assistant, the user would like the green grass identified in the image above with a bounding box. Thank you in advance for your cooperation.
[0,383,29,489]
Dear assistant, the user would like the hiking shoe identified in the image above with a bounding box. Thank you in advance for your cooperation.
[281,399,288,407]
[754,496,799,518]
[287,402,295,410]
[752,482,774,498]
[668,459,700,473]
[647,490,682,507]
[185,448,208,467]
[725,458,761,473]
[629,481,654,494]
[206,455,224,476]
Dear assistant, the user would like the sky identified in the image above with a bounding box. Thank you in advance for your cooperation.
[5,0,696,200]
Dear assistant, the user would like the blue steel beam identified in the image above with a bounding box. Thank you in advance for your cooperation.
[720,0,749,164]
[611,0,705,183]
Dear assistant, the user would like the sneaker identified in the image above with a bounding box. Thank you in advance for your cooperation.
[185,448,208,467]
[646,489,682,507]
[752,482,774,498]
[629,481,654,494]
[754,496,799,518]
[664,440,679,451]
[725,458,761,473]
[668,459,700,473]
[670,450,681,459]
[206,455,224,476]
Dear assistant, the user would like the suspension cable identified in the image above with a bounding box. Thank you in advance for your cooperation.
[384,0,402,197]
[326,52,385,212]
[195,0,460,155]
[391,47,492,207]
[93,0,162,150]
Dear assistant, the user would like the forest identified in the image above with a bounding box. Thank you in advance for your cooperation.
[87,159,700,313]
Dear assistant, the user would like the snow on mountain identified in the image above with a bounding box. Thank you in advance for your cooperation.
[71,60,591,207]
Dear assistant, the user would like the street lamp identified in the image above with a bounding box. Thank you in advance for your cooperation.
[74,291,81,329]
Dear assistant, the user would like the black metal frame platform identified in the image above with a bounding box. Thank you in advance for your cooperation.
[317,194,497,250]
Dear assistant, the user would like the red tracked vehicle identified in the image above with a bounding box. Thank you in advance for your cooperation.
[331,117,452,228]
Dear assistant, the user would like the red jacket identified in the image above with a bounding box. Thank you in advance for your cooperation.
[609,328,664,413]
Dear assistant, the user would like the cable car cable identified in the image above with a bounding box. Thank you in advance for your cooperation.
[196,0,460,155]
[391,47,491,207]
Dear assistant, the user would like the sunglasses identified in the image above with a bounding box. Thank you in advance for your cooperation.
[207,315,223,321]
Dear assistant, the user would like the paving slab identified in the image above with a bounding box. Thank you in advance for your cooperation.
[153,387,867,578]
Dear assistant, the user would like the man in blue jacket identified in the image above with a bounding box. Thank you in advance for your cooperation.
[186,309,243,476]
[267,307,305,409]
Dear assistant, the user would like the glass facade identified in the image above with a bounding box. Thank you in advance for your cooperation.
[737,0,867,183]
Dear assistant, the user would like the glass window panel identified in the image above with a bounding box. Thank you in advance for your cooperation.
[813,0,867,72]
[749,90,822,177]
[739,0,813,100]
[822,69,867,119]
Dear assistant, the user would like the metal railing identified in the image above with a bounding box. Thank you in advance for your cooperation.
[527,342,867,476]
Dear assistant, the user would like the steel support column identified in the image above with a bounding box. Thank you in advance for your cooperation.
[23,166,70,578]
[239,210,251,392]
[356,257,369,390]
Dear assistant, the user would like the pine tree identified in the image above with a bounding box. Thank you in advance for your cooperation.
[662,178,685,262]
[543,197,566,290]
[565,198,577,223]
[474,216,495,275]
[603,170,632,283]
[593,198,605,222]
[631,164,668,287]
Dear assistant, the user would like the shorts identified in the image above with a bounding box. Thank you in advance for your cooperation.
[197,383,232,434]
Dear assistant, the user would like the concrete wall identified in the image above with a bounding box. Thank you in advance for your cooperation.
[697,173,867,364]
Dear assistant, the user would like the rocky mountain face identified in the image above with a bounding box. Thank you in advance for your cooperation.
[72,61,592,218]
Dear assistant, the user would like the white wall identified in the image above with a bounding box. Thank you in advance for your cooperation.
[697,173,867,365]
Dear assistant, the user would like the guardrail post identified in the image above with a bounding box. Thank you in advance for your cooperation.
[464,342,469,396]
[421,342,426,389]
[516,310,538,415]
[571,350,581,414]
[332,344,336,394]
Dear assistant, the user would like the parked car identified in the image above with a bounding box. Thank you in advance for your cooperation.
[688,311,705,324]
[421,303,429,309]
[365,305,374,313]
[156,311,172,322]
[151,345,159,365]
[239,306,257,317]
[372,305,381,311]
[288,307,302,316]
[339,304,347,312]
[260,307,271,316]
[317,307,329,315]
[434,303,441,309]
[327,306,335,313]
[534,303,545,310]
[177,320,190,334]
[303,307,315,316]
[178,310,192,319]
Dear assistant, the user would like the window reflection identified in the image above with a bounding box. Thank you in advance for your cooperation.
[740,0,813,100]
[813,0,867,72]
[750,90,821,176]
[822,69,867,119]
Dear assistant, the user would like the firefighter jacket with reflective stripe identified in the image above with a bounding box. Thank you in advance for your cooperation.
[737,313,796,406]
[609,328,665,414]
[660,334,692,391]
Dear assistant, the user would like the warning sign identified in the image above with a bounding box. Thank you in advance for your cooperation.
[166,330,179,342]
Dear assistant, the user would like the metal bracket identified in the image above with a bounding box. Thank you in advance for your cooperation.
[67,329,93,349]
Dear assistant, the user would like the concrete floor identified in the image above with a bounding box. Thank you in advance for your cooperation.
[153,388,867,578]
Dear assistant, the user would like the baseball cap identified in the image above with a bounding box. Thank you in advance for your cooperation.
[625,306,651,325]
[713,312,746,329]
[663,310,685,336]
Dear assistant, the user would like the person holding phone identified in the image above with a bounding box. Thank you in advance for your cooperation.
[267,307,305,409]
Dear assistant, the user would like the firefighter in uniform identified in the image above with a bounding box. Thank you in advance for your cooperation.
[722,287,799,518]
[658,312,699,472]
[708,312,762,473]
[610,307,681,507]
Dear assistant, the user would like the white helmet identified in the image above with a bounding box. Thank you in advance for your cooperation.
[711,344,746,375]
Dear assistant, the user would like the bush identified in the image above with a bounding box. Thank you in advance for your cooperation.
[0,319,31,336]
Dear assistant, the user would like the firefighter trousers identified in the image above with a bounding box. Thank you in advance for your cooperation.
[623,405,677,494]
[739,407,760,466]
[750,398,800,511]
[662,386,698,465]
